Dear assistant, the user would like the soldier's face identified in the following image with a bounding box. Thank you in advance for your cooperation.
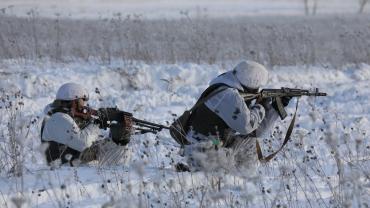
[76,98,86,110]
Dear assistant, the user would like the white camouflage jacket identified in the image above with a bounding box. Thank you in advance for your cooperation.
[189,71,279,140]
[41,104,100,152]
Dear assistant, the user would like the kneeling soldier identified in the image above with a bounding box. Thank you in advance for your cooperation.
[179,61,291,171]
[41,83,132,166]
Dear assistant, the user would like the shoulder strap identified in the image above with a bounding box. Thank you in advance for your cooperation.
[256,98,300,163]
[190,85,228,112]
[40,118,47,141]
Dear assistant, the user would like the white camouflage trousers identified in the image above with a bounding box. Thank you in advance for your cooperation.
[184,136,258,173]
[79,139,132,166]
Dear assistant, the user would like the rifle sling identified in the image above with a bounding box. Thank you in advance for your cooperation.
[256,98,299,163]
[170,85,227,144]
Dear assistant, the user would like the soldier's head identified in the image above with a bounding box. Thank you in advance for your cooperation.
[232,61,268,93]
[55,82,89,111]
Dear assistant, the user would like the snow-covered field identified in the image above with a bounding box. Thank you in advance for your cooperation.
[0,0,369,207]
[0,60,370,207]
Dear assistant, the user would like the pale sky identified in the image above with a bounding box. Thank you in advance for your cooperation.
[0,0,367,19]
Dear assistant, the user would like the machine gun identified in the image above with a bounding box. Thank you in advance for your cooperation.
[241,87,327,119]
[92,107,170,135]
[124,112,170,134]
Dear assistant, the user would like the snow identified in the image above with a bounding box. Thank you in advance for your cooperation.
[0,0,368,19]
[1,1,369,206]
[1,59,370,207]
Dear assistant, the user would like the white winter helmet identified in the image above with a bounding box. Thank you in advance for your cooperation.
[56,82,89,101]
[233,61,268,89]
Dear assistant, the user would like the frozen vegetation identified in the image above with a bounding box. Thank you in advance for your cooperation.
[0,60,370,207]
[0,14,370,66]
[0,0,369,207]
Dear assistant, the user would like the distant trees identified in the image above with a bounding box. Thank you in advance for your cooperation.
[358,0,369,13]
[302,0,369,15]
[303,0,318,15]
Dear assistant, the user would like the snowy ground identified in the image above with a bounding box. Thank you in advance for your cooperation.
[0,1,369,207]
[0,0,369,19]
[0,60,370,207]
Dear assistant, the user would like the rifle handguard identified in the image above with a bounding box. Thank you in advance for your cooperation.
[93,107,169,135]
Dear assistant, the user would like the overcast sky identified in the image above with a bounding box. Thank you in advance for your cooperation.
[0,0,367,19]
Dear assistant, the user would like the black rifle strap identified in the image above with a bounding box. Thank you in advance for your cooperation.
[170,85,227,143]
[189,86,228,113]
[256,98,300,163]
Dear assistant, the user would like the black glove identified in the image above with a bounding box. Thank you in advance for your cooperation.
[110,123,131,146]
[95,108,120,129]
[258,97,273,110]
[272,96,292,112]
[95,108,133,145]
[281,96,292,107]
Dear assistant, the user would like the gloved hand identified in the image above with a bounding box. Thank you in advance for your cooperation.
[95,108,120,129]
[281,96,292,107]
[255,97,274,112]
[95,108,134,145]
[110,123,132,146]
[271,96,292,113]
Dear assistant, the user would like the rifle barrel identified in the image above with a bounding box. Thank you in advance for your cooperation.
[134,127,158,134]
[134,122,161,131]
[132,118,170,130]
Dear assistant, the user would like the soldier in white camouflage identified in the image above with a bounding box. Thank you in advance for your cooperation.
[178,61,291,172]
[41,83,132,166]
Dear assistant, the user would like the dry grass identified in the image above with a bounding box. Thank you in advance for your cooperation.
[0,13,369,66]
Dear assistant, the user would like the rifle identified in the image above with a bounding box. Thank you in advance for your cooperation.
[241,87,326,163]
[241,87,327,119]
[92,107,170,134]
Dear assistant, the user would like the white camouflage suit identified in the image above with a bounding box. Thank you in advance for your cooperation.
[42,105,131,166]
[185,61,279,172]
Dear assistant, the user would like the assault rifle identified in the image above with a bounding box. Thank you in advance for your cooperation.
[89,107,170,134]
[241,87,327,163]
[241,87,327,119]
